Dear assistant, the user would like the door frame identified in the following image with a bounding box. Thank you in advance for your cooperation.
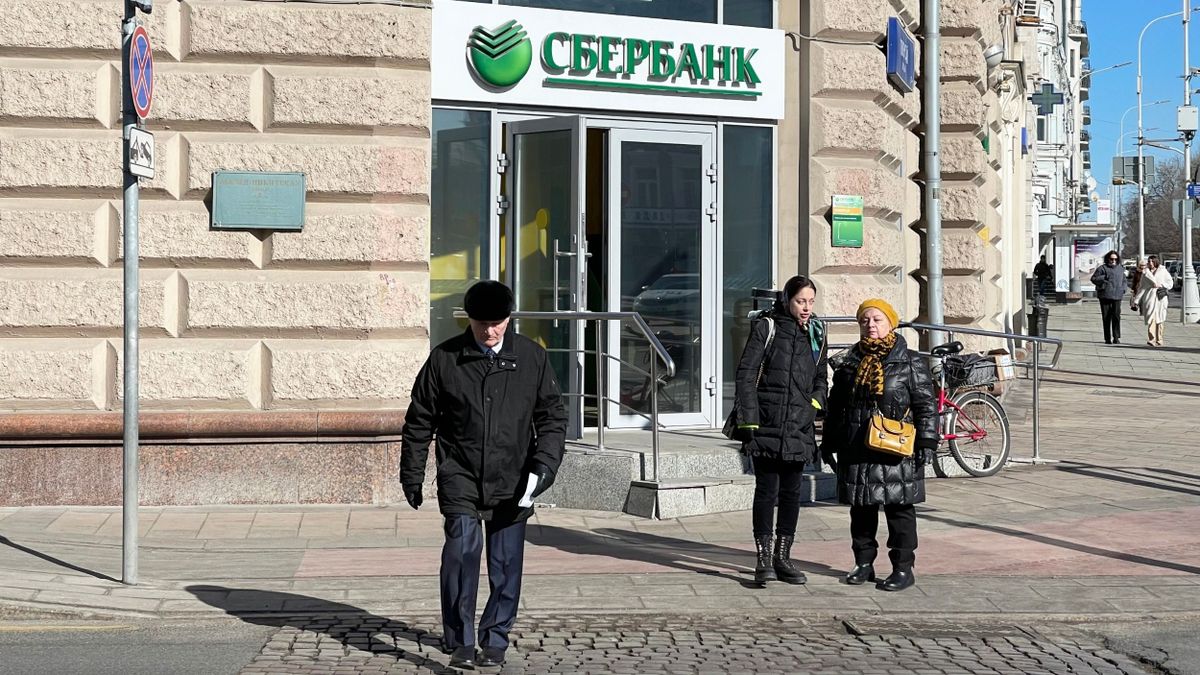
[604,127,718,429]
[503,116,588,437]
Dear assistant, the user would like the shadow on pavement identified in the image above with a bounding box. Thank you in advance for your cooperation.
[185,585,453,674]
[531,526,843,587]
[0,535,119,583]
[1057,462,1200,499]
[919,512,1200,575]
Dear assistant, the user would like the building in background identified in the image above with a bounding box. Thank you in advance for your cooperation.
[0,0,1060,507]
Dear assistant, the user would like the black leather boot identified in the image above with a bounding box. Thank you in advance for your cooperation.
[878,567,915,592]
[772,535,807,584]
[754,535,776,585]
[844,563,876,585]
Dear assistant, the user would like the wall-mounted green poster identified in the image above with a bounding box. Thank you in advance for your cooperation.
[831,194,864,248]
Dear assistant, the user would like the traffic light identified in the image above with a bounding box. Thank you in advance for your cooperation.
[128,0,152,12]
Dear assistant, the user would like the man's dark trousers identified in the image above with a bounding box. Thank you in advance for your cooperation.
[440,514,526,650]
[1099,299,1121,343]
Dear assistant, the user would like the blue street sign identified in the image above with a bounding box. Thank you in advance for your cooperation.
[129,25,154,119]
[1189,183,1200,199]
[886,17,916,94]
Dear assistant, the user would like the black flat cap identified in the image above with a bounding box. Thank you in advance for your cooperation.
[463,280,514,321]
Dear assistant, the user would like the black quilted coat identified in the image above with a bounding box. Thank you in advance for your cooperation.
[821,335,938,506]
[734,311,829,464]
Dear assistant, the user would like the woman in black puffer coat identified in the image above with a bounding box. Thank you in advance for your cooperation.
[733,276,828,586]
[820,298,938,592]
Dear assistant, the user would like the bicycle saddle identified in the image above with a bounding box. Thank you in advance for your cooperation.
[929,341,964,357]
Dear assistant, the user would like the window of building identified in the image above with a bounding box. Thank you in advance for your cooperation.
[483,0,773,25]
[1036,117,1046,142]
[724,0,772,28]
[431,109,492,346]
[721,125,774,414]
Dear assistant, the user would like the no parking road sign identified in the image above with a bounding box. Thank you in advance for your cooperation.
[129,25,154,119]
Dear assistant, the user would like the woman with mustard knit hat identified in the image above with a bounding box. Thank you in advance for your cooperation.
[820,299,938,592]
[732,275,828,586]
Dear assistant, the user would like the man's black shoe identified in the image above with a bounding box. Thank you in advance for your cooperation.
[844,563,876,585]
[449,646,476,669]
[878,568,916,592]
[1113,338,1121,344]
[478,646,506,668]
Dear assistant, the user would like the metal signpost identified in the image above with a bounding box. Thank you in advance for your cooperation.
[122,0,154,585]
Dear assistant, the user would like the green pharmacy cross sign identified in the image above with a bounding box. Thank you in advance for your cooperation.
[1029,83,1064,116]
[469,20,534,88]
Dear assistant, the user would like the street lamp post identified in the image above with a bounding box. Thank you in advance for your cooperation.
[1183,1,1200,323]
[1140,8,1200,261]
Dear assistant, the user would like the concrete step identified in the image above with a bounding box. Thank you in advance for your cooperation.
[624,473,837,519]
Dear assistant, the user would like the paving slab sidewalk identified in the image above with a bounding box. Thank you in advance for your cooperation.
[1,299,1198,623]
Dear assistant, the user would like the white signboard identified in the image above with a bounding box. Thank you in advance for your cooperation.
[1096,199,1111,226]
[433,1,785,120]
[127,127,154,180]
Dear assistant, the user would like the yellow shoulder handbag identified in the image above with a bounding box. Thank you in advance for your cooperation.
[866,408,915,458]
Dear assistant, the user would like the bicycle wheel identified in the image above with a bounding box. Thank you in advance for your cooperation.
[947,390,1010,477]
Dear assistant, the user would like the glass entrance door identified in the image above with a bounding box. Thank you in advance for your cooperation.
[606,129,716,428]
[505,117,588,436]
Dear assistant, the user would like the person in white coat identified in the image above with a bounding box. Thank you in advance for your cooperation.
[1134,255,1173,347]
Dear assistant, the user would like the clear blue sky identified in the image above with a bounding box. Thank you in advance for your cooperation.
[1086,3,1200,198]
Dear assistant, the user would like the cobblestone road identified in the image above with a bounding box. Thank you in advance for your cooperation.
[236,613,1157,674]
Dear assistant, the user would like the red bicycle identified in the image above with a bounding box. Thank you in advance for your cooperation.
[928,341,1012,477]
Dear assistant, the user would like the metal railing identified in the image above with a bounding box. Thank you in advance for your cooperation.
[459,310,676,480]
[818,315,1064,463]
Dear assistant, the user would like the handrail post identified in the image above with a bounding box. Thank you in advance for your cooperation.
[650,355,659,482]
[595,319,605,453]
[1032,340,1041,462]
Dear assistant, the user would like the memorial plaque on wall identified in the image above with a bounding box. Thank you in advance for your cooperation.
[211,171,306,231]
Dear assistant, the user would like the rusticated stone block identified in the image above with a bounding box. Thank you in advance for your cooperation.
[940,0,992,38]
[941,134,987,177]
[810,0,890,35]
[940,82,985,130]
[810,101,905,164]
[0,63,105,124]
[942,183,987,225]
[270,69,429,130]
[810,42,888,96]
[187,2,430,63]
[268,340,428,404]
[0,1,120,51]
[941,228,987,272]
[941,39,985,84]
[117,207,257,266]
[182,271,427,334]
[116,340,257,406]
[152,68,255,126]
[808,215,905,271]
[0,340,104,405]
[0,270,167,331]
[813,276,907,322]
[269,205,428,266]
[185,139,429,198]
[0,202,105,264]
[0,135,120,191]
[944,276,989,320]
[811,160,907,219]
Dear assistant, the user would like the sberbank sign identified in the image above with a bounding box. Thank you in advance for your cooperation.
[468,20,763,98]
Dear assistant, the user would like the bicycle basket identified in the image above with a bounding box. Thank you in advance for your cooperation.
[943,354,997,388]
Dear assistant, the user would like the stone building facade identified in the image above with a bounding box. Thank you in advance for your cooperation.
[0,0,1049,507]
[0,0,432,505]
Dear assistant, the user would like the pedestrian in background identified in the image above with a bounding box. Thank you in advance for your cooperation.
[1129,259,1146,302]
[820,299,938,592]
[1090,250,1126,345]
[1033,254,1053,296]
[733,275,829,586]
[1134,255,1173,347]
[400,280,567,670]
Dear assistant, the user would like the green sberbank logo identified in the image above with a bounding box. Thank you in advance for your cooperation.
[468,20,533,88]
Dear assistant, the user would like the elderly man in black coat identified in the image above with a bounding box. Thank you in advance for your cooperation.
[400,280,567,669]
